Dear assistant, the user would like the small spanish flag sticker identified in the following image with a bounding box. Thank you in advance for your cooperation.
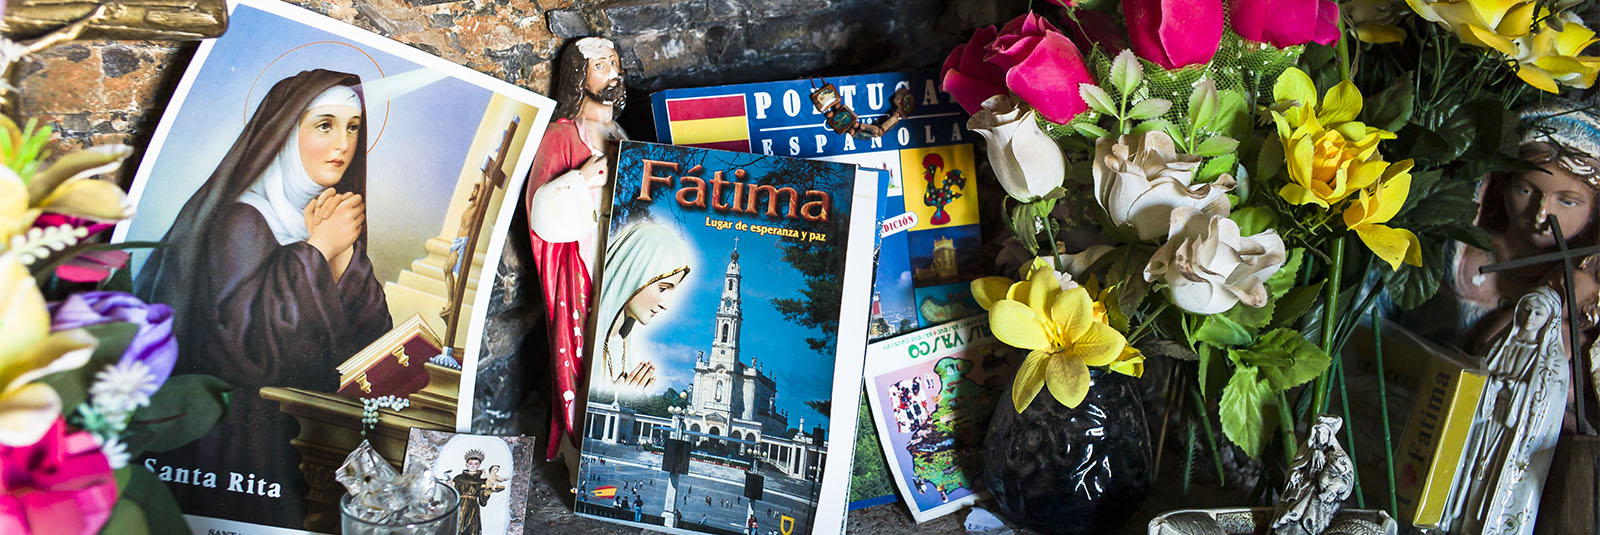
[592,485,617,498]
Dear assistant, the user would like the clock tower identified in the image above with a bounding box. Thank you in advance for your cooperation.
[709,239,742,369]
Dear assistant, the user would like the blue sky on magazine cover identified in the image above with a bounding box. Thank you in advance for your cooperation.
[609,143,860,431]
[122,2,492,281]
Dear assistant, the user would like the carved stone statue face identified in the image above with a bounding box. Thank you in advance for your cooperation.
[1503,161,1596,249]
[1514,297,1553,343]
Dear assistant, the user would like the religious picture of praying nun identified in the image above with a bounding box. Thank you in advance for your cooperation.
[112,3,555,531]
[133,68,394,524]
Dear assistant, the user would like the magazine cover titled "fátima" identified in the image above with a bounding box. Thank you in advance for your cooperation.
[574,140,875,535]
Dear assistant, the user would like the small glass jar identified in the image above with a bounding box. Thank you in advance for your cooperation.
[340,481,461,535]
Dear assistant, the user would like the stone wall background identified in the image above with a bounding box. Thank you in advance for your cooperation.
[19,0,1029,170]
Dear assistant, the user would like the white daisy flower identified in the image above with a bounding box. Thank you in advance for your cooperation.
[94,434,130,469]
[89,361,160,415]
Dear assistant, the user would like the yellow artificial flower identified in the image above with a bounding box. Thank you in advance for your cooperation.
[0,166,40,246]
[972,261,1134,412]
[1271,69,1397,209]
[1342,160,1424,269]
[0,114,133,251]
[0,253,96,446]
[1406,0,1537,56]
[1509,12,1600,92]
[1347,0,1409,43]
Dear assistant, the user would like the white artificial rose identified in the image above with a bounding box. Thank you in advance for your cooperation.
[1093,130,1235,242]
[1144,206,1286,315]
[967,94,1066,202]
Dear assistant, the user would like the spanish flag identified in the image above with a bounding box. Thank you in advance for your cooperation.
[664,95,750,152]
[592,485,617,498]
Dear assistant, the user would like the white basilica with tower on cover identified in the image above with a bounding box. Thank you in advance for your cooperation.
[687,239,791,442]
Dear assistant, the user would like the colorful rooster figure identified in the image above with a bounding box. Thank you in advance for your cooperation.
[922,153,966,225]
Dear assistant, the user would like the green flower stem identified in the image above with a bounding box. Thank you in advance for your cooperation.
[1313,235,1344,414]
[1277,390,1296,468]
[1034,201,1062,271]
[1127,301,1170,344]
[1335,15,1352,82]
[1372,307,1400,519]
[1188,383,1227,484]
[1335,357,1366,508]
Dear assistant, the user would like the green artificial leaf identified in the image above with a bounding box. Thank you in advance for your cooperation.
[1127,98,1173,121]
[1265,248,1304,299]
[1298,44,1342,94]
[1189,78,1219,129]
[123,375,232,456]
[1230,206,1278,236]
[39,322,139,411]
[1213,89,1251,138]
[1223,299,1275,330]
[1111,50,1143,97]
[1008,202,1040,255]
[1133,119,1176,137]
[1383,237,1448,309]
[1194,135,1240,157]
[1081,84,1118,117]
[1269,281,1325,330]
[1074,123,1111,139]
[1220,365,1276,459]
[1435,223,1495,254]
[123,464,187,534]
[1460,102,1518,159]
[1361,74,1414,132]
[99,500,149,535]
[1390,124,1458,166]
[1198,153,1238,183]
[1195,314,1253,349]
[1243,329,1331,391]
[1255,135,1285,183]
[99,264,135,293]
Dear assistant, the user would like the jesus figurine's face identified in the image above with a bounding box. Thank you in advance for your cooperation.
[583,50,624,106]
[298,104,362,187]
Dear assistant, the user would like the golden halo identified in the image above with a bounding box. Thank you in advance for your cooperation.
[243,41,391,153]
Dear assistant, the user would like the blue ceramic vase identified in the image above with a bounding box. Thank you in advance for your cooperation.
[981,368,1152,534]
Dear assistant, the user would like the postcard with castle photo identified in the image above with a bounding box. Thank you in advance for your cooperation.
[110,0,554,532]
[403,430,536,535]
[863,315,1016,522]
[572,141,876,535]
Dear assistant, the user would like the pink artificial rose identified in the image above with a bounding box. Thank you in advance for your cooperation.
[941,25,1009,119]
[985,13,1095,123]
[1123,0,1225,69]
[0,419,116,535]
[941,14,1096,124]
[1229,0,1340,47]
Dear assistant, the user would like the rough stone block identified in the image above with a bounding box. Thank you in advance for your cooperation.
[21,45,105,116]
[602,1,686,34]
[617,28,708,80]
[546,9,590,38]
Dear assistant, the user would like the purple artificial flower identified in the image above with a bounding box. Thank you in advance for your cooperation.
[48,292,177,388]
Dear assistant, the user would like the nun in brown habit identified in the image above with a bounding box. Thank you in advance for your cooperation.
[135,68,392,526]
